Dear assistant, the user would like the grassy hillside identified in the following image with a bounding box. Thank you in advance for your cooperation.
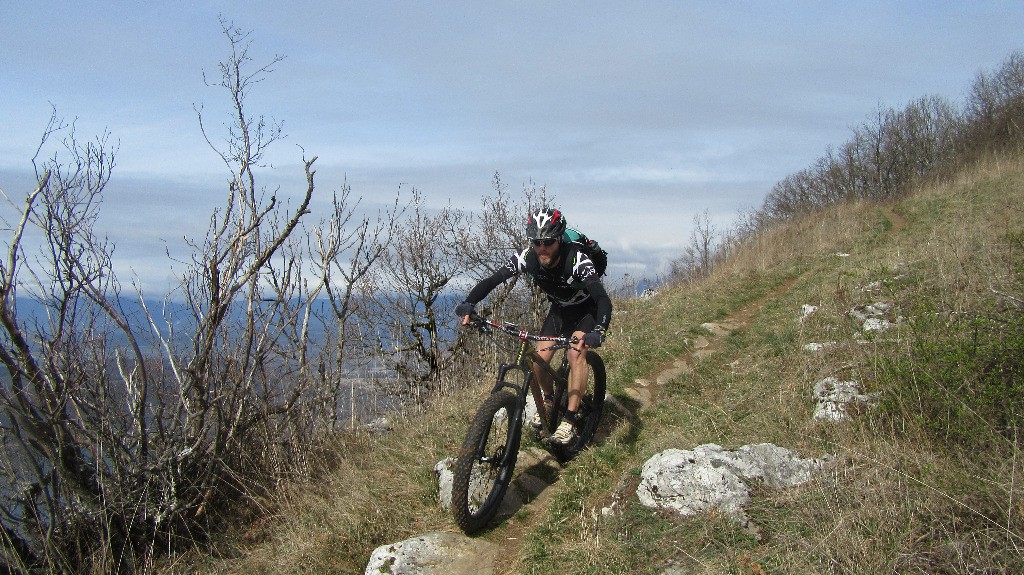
[174,154,1024,574]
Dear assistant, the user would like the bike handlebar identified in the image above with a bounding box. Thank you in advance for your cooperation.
[464,313,577,347]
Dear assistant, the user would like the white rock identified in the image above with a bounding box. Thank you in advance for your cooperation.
[865,302,892,315]
[601,501,619,517]
[862,317,893,332]
[850,301,894,324]
[813,377,876,421]
[799,304,819,322]
[523,397,538,427]
[723,443,825,488]
[636,447,750,519]
[364,416,392,434]
[435,457,523,516]
[434,458,457,509]
[636,444,825,524]
[803,342,837,352]
[365,532,498,575]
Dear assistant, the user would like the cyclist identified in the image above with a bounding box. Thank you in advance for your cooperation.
[455,207,612,445]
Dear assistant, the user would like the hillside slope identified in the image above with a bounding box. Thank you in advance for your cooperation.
[179,155,1024,574]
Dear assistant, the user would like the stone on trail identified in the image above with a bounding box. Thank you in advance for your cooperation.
[365,532,498,575]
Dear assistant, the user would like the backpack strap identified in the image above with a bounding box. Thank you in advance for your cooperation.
[561,242,582,279]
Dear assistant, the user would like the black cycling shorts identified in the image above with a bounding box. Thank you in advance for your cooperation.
[540,299,599,338]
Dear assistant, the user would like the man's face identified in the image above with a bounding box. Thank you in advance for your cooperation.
[532,237,561,268]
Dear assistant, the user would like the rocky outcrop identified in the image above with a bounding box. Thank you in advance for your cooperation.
[635,443,827,531]
[434,457,524,519]
[365,532,498,575]
[373,443,826,572]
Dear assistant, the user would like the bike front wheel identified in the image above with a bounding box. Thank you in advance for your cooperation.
[451,390,520,534]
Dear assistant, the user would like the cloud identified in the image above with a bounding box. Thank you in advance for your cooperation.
[3,1,1024,293]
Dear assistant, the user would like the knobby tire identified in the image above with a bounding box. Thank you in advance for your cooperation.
[451,390,520,534]
[555,350,607,459]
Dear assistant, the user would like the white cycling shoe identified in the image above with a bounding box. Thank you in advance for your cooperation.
[551,420,577,445]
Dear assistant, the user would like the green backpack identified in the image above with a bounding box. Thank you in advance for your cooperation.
[563,227,608,277]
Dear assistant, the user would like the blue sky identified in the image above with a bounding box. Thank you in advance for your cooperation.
[2,1,1022,293]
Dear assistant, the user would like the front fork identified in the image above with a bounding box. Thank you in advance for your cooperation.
[489,354,565,435]
[486,362,529,467]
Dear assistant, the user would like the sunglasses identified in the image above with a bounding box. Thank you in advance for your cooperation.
[531,238,558,247]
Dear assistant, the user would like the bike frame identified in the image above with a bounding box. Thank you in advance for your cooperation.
[472,317,574,462]
[451,314,605,533]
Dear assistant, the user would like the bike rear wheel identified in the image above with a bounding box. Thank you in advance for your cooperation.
[451,390,520,534]
[555,350,606,459]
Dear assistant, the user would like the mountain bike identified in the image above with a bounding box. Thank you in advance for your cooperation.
[451,313,606,534]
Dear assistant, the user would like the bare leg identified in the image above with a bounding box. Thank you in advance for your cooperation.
[566,330,590,414]
[531,344,556,402]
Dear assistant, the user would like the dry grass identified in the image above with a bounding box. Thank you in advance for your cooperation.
[172,153,1024,575]
[163,389,486,574]
[505,153,1024,574]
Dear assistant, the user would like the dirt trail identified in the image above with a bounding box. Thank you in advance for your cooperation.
[623,276,798,411]
[484,276,801,571]
[883,205,908,235]
[482,206,906,568]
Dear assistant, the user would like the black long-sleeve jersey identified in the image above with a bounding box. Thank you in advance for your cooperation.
[464,243,612,332]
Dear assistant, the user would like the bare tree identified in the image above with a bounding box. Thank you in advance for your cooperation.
[465,173,551,324]
[363,189,467,403]
[360,175,556,408]
[444,174,553,382]
[964,51,1024,155]
[304,185,401,430]
[758,92,962,227]
[691,209,718,279]
[0,21,323,573]
[0,111,133,572]
[669,209,718,283]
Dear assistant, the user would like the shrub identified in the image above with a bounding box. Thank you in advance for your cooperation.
[879,233,1024,449]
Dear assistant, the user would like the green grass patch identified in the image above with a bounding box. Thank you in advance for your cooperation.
[879,300,1024,448]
